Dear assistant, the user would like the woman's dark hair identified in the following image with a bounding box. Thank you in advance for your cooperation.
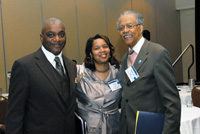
[84,34,120,71]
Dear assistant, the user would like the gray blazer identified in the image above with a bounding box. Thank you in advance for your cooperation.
[76,64,121,134]
[120,40,181,134]
[6,48,77,134]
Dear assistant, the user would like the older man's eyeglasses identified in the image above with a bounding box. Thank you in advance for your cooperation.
[118,23,141,31]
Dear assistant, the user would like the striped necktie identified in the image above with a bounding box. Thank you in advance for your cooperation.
[54,57,65,77]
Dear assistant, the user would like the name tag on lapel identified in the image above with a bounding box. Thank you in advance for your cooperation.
[125,65,139,82]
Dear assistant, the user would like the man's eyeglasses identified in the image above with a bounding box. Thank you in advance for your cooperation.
[117,23,141,31]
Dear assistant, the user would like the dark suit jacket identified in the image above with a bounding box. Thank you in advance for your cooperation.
[120,40,181,134]
[6,48,77,134]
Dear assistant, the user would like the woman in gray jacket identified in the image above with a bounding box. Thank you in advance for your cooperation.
[76,34,122,134]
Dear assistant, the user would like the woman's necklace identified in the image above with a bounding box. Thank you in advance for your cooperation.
[95,67,109,73]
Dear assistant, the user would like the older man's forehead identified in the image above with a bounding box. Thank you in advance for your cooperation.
[119,14,136,24]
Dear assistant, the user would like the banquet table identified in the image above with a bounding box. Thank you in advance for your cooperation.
[180,105,200,134]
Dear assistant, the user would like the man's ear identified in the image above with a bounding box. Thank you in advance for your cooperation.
[139,25,144,33]
[40,34,43,43]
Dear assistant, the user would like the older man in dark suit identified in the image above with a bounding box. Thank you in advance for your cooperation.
[117,10,181,134]
[6,18,77,134]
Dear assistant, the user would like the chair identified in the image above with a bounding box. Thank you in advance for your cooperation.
[75,112,86,134]
[192,86,200,108]
[0,96,8,134]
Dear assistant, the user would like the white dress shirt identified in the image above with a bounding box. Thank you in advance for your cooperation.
[41,46,66,73]
[129,36,145,54]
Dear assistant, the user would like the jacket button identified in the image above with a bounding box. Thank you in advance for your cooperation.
[124,115,127,119]
[126,99,128,102]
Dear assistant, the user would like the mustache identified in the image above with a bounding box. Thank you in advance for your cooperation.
[122,33,133,38]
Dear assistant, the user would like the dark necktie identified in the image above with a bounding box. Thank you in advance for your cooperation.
[54,57,65,77]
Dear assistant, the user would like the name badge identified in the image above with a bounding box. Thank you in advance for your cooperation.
[108,79,122,91]
[125,65,139,82]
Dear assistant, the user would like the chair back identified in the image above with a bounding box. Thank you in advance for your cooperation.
[192,86,200,108]
[0,96,8,124]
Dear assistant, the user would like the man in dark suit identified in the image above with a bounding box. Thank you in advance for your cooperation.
[117,10,181,134]
[6,18,77,134]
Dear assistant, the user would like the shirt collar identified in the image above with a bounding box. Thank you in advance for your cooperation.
[41,46,63,64]
[129,36,145,54]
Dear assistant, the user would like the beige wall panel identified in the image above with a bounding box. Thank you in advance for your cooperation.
[0,0,184,88]
[155,0,182,82]
[43,0,79,62]
[107,0,132,62]
[0,8,6,92]
[132,0,157,43]
[180,9,195,82]
[76,0,107,63]
[131,0,182,83]
[2,0,42,91]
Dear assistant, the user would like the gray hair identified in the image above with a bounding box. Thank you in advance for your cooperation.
[41,18,65,34]
[117,10,144,29]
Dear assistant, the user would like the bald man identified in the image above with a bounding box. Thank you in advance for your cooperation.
[6,18,77,134]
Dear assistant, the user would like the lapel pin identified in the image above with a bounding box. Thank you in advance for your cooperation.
[138,60,142,64]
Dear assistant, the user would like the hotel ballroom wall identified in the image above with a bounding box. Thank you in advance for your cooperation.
[0,0,182,93]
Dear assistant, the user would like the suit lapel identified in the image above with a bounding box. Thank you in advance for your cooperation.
[34,49,65,101]
[62,56,74,97]
[122,40,150,85]
[134,40,149,71]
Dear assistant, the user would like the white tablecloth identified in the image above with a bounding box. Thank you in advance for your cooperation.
[180,105,200,134]
[1,93,8,98]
